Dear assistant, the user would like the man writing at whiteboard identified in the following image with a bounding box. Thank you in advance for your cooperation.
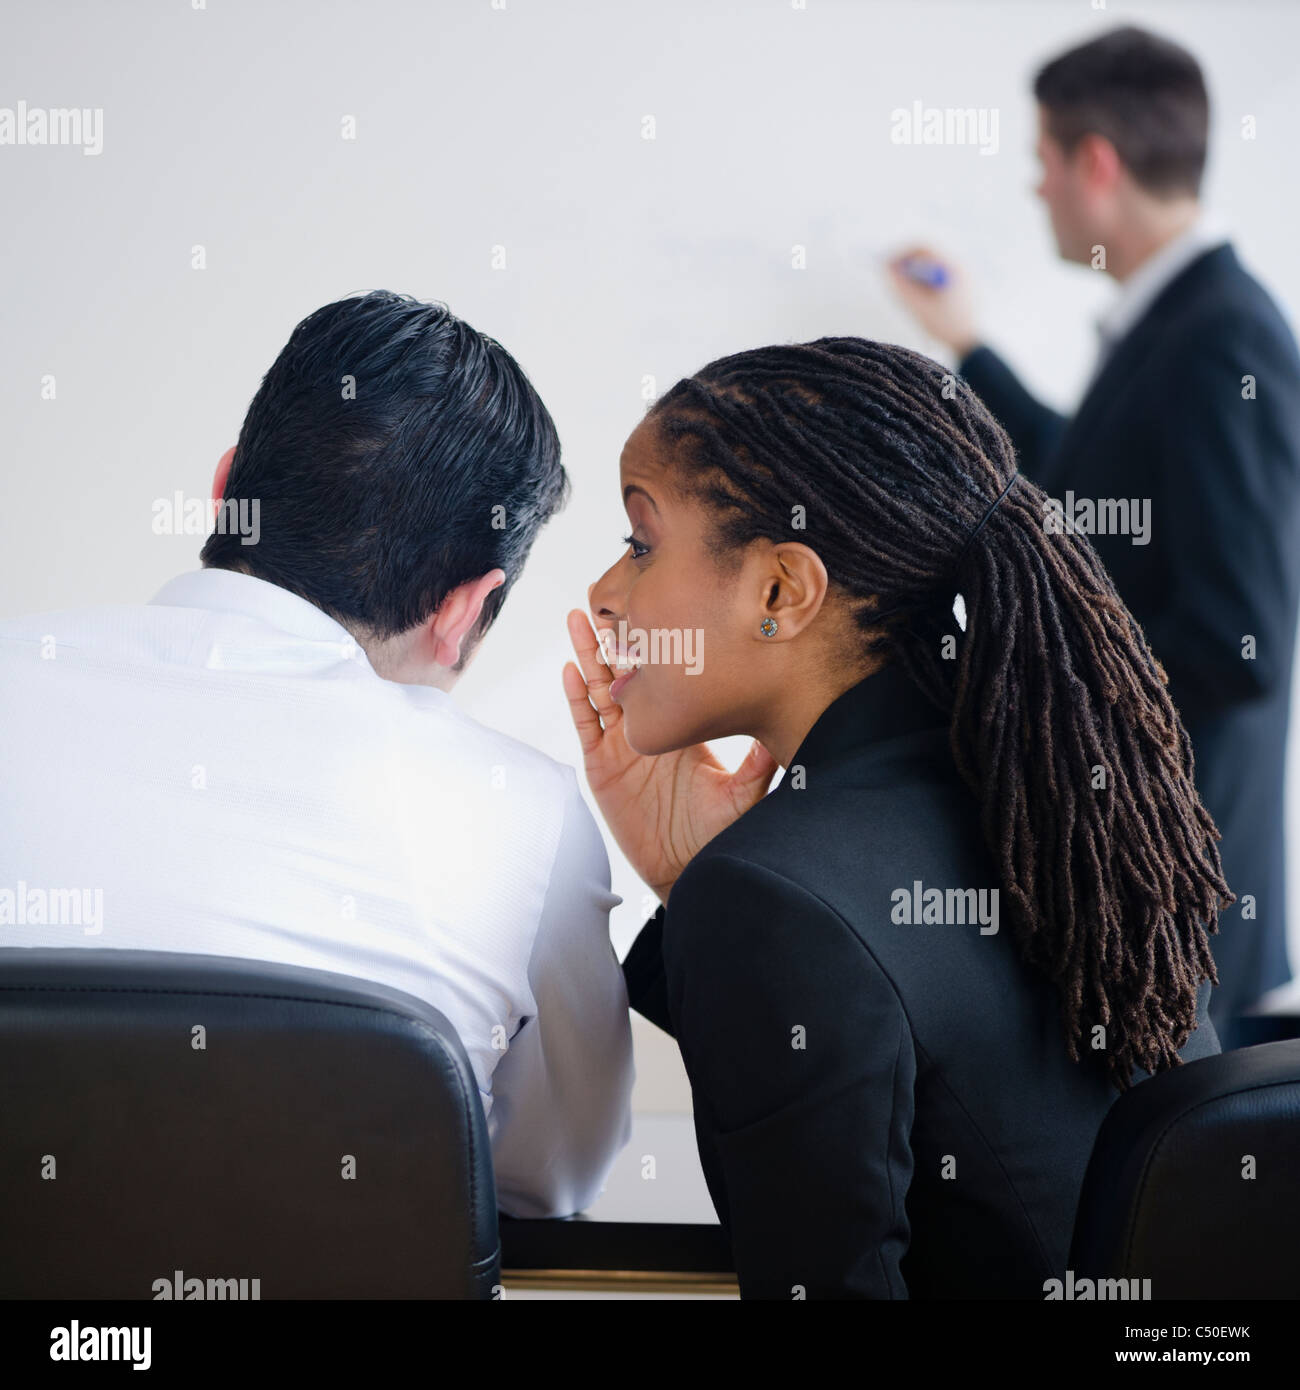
[889,25,1300,1049]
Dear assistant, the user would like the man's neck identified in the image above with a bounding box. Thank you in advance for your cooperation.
[1107,199,1201,282]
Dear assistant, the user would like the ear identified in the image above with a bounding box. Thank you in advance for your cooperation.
[1075,131,1122,191]
[426,569,507,668]
[753,542,830,641]
[212,446,236,503]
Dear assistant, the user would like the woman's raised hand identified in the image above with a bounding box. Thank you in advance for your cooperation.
[562,609,779,905]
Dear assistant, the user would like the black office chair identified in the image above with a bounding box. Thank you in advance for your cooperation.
[1069,1038,1300,1299]
[0,949,499,1299]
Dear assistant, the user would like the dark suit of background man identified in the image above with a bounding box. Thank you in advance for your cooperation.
[890,26,1300,1049]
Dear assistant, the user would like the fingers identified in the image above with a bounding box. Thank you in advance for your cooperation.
[733,738,780,801]
[888,243,939,267]
[887,245,949,287]
[562,661,605,756]
[566,609,620,720]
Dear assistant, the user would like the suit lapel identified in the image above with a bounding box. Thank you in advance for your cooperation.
[1049,244,1238,481]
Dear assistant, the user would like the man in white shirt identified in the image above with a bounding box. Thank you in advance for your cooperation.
[0,291,634,1218]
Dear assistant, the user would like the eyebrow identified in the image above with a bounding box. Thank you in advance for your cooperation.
[622,483,659,512]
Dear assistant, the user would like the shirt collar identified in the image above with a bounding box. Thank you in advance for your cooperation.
[785,661,947,775]
[1095,215,1229,349]
[150,568,359,646]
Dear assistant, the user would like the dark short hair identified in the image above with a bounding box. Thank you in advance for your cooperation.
[1033,26,1209,197]
[201,291,567,639]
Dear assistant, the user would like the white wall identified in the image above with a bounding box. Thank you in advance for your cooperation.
[3,1,1299,1094]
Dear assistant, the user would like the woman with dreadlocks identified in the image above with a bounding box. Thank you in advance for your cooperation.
[563,337,1228,1300]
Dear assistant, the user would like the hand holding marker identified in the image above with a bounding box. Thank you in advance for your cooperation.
[898,252,950,288]
[886,246,979,357]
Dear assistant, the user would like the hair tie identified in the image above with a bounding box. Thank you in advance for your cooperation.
[952,472,1019,580]
[860,471,1021,631]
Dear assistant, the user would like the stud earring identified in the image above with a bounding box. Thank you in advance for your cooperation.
[760,617,778,637]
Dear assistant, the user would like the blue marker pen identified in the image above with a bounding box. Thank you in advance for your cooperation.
[901,255,950,288]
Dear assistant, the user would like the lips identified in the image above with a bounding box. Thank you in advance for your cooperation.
[609,664,640,700]
[598,630,641,700]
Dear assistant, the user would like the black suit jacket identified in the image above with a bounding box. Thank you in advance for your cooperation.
[959,243,1300,1024]
[622,663,1219,1299]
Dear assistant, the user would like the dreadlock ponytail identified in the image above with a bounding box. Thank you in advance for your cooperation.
[900,461,1228,1089]
[651,336,1230,1091]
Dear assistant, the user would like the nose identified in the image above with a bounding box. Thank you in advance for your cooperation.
[588,560,625,626]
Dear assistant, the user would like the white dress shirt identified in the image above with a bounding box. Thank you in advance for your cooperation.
[1091,216,1229,373]
[0,568,633,1219]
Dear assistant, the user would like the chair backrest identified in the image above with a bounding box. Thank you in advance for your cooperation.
[0,948,499,1299]
[1069,1038,1300,1299]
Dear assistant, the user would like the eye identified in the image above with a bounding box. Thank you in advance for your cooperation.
[621,532,650,559]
